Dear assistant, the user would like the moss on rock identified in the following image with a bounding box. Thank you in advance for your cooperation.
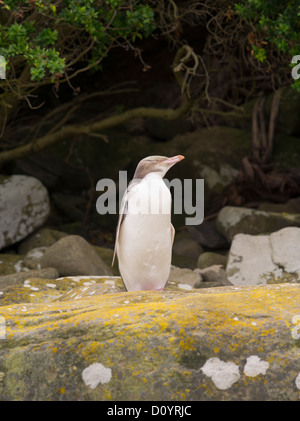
[0,282,299,400]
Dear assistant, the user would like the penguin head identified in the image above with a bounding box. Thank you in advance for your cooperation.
[133,155,185,179]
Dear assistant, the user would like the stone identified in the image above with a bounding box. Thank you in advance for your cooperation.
[40,235,113,277]
[23,247,47,270]
[168,266,203,288]
[173,238,203,260]
[0,282,299,400]
[226,234,279,286]
[270,227,300,279]
[0,254,27,276]
[226,227,300,286]
[172,238,203,269]
[93,245,115,266]
[171,231,203,268]
[0,175,50,250]
[0,275,124,306]
[17,227,68,254]
[216,206,300,242]
[0,268,59,289]
[197,265,230,286]
[188,220,228,249]
[197,252,228,269]
[258,199,300,214]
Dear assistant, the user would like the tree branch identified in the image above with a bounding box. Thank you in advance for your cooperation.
[0,41,197,166]
[0,97,193,165]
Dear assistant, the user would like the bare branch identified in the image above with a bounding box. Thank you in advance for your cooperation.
[0,98,193,165]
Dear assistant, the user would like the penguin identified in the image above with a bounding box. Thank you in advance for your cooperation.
[112,155,185,291]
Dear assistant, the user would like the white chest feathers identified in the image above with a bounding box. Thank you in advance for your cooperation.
[126,173,171,215]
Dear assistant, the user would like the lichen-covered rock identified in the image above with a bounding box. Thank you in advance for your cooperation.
[0,282,299,400]
[226,227,300,285]
[0,268,59,291]
[216,206,300,242]
[0,275,123,306]
[0,175,50,250]
[40,235,113,277]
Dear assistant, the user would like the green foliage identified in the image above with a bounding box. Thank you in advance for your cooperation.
[251,45,267,63]
[0,0,156,82]
[235,0,300,91]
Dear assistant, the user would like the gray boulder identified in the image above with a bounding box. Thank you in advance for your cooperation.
[40,235,113,277]
[0,175,50,250]
[216,206,300,242]
[226,227,300,285]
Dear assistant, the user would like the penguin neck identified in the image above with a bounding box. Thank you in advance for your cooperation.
[144,172,164,182]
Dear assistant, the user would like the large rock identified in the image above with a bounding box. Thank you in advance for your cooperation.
[226,227,300,285]
[0,175,50,250]
[40,235,113,277]
[216,206,300,242]
[0,280,299,400]
[270,227,300,279]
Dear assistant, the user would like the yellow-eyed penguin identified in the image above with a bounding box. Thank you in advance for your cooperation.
[112,155,185,291]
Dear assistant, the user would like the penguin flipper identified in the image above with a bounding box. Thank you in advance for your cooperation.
[112,179,141,266]
[112,190,128,267]
[171,223,175,246]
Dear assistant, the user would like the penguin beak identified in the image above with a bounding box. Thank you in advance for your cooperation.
[162,155,185,165]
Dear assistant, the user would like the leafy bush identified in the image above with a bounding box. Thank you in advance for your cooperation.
[235,0,300,91]
[0,0,156,85]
